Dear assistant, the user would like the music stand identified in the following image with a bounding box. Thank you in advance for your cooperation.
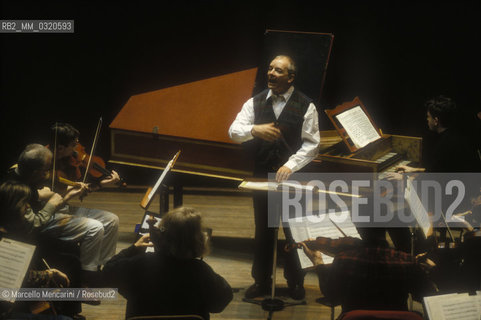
[136,151,180,245]
[241,182,306,320]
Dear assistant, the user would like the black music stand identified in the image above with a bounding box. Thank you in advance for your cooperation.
[136,152,180,243]
[242,187,306,320]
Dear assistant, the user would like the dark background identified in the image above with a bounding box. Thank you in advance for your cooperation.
[1,0,480,181]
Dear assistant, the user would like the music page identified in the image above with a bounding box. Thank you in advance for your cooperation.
[424,293,481,320]
[288,211,360,269]
[0,238,36,302]
[335,105,381,148]
[404,179,432,238]
[239,181,315,192]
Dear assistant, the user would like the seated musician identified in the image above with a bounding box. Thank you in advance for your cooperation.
[6,143,115,288]
[0,180,74,320]
[49,122,122,191]
[387,96,481,254]
[299,227,436,314]
[465,190,481,229]
[393,95,480,175]
[48,122,121,285]
[102,207,233,320]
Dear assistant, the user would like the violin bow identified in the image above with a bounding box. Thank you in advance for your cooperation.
[82,117,102,184]
[328,216,348,237]
[439,210,456,243]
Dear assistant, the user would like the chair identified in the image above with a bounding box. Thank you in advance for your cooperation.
[127,315,205,320]
[338,310,424,320]
[315,296,339,320]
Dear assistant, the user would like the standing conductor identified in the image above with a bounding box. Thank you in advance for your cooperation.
[229,55,320,299]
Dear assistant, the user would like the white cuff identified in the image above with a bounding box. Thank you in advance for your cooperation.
[283,160,297,172]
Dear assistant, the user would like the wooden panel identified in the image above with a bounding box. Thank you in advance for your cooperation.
[110,68,258,144]
[392,135,423,163]
[110,129,252,179]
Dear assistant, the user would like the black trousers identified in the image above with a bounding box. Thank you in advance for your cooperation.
[251,191,305,286]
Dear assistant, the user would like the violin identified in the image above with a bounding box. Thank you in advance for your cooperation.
[52,142,126,190]
[51,118,126,191]
[75,143,123,185]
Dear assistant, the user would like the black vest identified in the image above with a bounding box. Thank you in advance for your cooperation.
[248,88,312,175]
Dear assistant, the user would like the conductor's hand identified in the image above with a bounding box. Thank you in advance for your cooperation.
[134,234,154,250]
[299,241,324,266]
[276,166,292,182]
[251,123,281,142]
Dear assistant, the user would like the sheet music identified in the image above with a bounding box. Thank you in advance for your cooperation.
[143,151,180,210]
[288,211,360,269]
[289,216,337,268]
[404,179,432,238]
[140,214,161,230]
[279,182,315,191]
[328,211,361,237]
[238,181,314,192]
[146,163,172,204]
[424,293,481,320]
[335,105,381,148]
[238,181,278,191]
[440,296,481,320]
[0,238,36,302]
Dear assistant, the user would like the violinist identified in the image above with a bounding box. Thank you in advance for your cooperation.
[464,190,481,229]
[50,122,121,193]
[46,122,120,287]
[0,176,81,319]
[298,227,436,314]
[0,225,72,320]
[7,143,116,289]
[5,144,89,232]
